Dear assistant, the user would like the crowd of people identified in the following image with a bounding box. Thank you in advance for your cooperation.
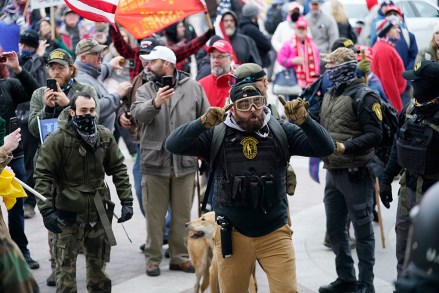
[0,0,439,292]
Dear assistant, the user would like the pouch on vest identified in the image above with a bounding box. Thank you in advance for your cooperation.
[397,122,439,175]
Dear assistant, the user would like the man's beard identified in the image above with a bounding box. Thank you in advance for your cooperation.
[148,70,161,82]
[235,112,264,132]
[211,66,228,76]
[52,75,70,88]
[224,27,235,36]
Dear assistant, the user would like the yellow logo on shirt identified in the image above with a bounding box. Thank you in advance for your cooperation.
[372,103,383,121]
[241,137,258,159]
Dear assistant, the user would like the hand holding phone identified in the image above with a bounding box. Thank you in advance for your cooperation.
[47,78,57,91]
[162,76,173,88]
[9,117,23,151]
[9,117,20,133]
[0,52,16,63]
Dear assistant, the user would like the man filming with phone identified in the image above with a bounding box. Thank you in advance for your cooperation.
[131,46,210,277]
[28,49,99,140]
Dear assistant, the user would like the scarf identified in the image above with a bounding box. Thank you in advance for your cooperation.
[69,114,99,151]
[20,50,35,59]
[377,36,398,47]
[327,60,358,88]
[62,78,74,95]
[293,35,318,87]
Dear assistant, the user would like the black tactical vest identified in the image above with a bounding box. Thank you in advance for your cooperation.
[397,114,439,175]
[213,127,287,210]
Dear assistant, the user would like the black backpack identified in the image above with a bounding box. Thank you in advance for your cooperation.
[264,4,284,35]
[354,87,398,147]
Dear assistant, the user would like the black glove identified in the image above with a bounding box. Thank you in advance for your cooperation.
[206,27,216,38]
[41,209,64,234]
[379,182,393,209]
[118,201,133,223]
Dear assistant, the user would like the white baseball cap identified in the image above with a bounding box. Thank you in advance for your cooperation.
[139,46,176,64]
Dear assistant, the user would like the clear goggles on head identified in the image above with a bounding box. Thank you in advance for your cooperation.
[234,96,266,111]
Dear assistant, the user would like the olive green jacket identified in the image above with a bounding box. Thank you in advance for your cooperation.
[34,114,132,215]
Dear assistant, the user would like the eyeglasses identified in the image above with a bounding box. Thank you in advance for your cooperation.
[210,54,230,60]
[87,51,104,57]
[235,96,266,111]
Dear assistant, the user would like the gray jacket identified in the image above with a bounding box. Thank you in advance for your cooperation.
[131,71,210,177]
[75,61,121,132]
[304,11,339,54]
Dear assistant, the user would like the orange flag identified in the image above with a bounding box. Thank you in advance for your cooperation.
[115,0,206,39]
[0,169,27,210]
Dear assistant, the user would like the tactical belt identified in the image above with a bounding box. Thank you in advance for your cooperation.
[94,191,117,246]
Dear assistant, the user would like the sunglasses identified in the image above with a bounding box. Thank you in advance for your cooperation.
[235,96,266,111]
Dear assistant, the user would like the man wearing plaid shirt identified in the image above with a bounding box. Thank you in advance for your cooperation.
[109,25,216,81]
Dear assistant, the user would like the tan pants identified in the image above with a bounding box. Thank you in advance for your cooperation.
[142,172,195,265]
[215,223,298,293]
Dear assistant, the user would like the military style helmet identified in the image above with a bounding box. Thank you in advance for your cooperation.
[405,182,439,283]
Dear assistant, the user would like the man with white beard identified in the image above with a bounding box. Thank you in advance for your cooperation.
[199,40,234,107]
[219,10,262,66]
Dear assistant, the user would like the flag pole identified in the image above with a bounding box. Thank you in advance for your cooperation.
[13,177,47,202]
[374,177,385,248]
[50,6,55,41]
[204,12,213,29]
[200,0,213,29]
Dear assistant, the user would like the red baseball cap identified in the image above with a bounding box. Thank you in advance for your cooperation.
[295,19,308,30]
[385,5,402,16]
[207,40,233,55]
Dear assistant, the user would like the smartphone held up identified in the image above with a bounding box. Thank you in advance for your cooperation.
[47,78,57,91]
[162,76,173,88]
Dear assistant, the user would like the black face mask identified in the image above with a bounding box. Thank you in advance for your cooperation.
[71,114,96,135]
[69,113,99,151]
[291,12,300,22]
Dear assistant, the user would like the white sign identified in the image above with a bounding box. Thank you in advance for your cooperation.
[31,0,64,10]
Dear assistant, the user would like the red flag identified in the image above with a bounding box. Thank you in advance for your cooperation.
[64,0,119,24]
[115,0,206,39]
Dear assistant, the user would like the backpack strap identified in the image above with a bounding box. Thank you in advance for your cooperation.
[353,86,381,117]
[201,123,227,212]
[267,116,290,164]
[210,123,227,166]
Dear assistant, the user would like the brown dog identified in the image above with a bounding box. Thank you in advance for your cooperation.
[186,211,217,293]
[186,212,257,293]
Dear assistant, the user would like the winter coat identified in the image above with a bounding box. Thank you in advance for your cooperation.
[371,40,406,112]
[304,11,339,53]
[239,17,273,68]
[35,114,132,215]
[131,71,210,177]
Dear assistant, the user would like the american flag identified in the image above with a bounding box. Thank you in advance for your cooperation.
[64,0,119,24]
